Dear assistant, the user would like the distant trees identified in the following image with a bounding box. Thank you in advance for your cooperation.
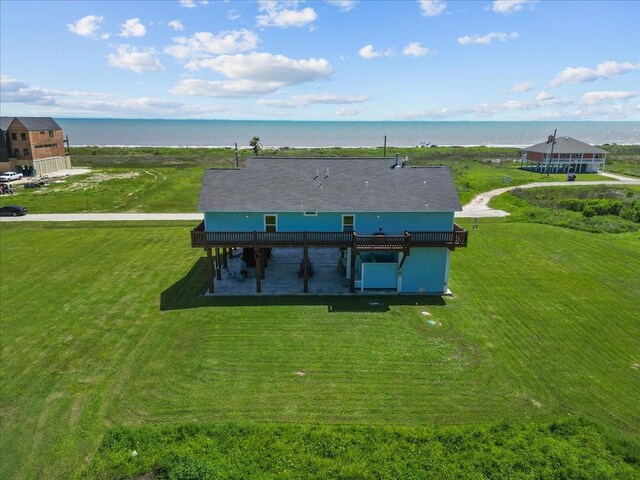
[249,137,262,155]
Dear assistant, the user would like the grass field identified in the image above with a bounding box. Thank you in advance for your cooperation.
[490,185,640,233]
[0,153,609,214]
[1,220,639,478]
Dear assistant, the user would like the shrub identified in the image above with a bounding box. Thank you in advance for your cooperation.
[166,457,216,480]
[558,198,585,212]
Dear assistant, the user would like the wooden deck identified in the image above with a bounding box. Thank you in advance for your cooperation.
[191,221,468,251]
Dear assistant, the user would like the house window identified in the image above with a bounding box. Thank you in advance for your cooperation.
[304,212,317,216]
[40,131,45,135]
[49,130,54,137]
[14,148,19,157]
[264,214,277,232]
[342,214,355,233]
[23,149,29,156]
[560,153,570,159]
[20,133,26,140]
[11,133,16,140]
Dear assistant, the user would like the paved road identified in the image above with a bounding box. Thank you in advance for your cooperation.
[456,174,640,218]
[2,173,638,222]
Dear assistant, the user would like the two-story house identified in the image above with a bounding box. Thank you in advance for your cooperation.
[191,156,467,295]
[0,117,71,176]
[521,135,607,174]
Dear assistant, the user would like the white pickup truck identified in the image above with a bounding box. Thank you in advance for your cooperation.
[0,171,23,182]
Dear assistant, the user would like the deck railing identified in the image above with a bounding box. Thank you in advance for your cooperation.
[191,221,468,250]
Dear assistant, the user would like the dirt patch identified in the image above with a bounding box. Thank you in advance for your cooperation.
[294,371,306,377]
[631,363,639,370]
[61,171,141,192]
[531,399,543,408]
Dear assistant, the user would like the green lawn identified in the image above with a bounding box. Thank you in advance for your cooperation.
[0,152,609,213]
[1,220,639,478]
[0,167,204,213]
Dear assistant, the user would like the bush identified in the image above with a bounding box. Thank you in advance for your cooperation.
[166,457,216,480]
[558,198,585,212]
[620,204,640,223]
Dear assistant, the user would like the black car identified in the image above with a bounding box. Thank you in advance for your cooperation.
[0,205,27,216]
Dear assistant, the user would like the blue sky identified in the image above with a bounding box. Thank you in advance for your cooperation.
[1,0,639,120]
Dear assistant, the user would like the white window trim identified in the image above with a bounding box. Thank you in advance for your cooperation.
[264,214,278,232]
[342,214,356,233]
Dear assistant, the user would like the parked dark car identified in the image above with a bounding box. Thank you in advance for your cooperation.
[0,205,27,216]
[567,173,576,182]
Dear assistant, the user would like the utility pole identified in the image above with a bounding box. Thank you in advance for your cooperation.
[383,135,387,158]
[234,142,239,168]
[546,129,557,177]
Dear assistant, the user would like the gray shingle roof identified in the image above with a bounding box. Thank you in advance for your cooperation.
[523,136,607,155]
[12,117,62,131]
[0,117,13,131]
[198,157,462,213]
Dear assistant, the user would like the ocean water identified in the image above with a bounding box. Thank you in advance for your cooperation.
[55,119,640,148]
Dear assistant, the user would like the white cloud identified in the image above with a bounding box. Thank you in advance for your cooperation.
[492,0,534,14]
[581,90,638,105]
[171,79,280,97]
[186,52,332,84]
[173,52,332,98]
[457,31,518,45]
[326,0,356,12]
[336,107,364,116]
[257,1,317,28]
[550,61,640,86]
[165,29,259,60]
[418,0,446,17]
[258,93,369,108]
[403,42,430,57]
[228,9,241,20]
[535,91,553,102]
[502,100,537,110]
[358,44,393,59]
[119,18,146,37]
[107,45,165,73]
[505,81,534,93]
[67,15,105,38]
[168,20,184,31]
[0,75,226,118]
[179,0,208,7]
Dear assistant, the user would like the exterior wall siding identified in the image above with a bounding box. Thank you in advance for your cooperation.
[29,129,65,160]
[400,247,449,294]
[7,122,31,161]
[6,119,65,163]
[204,211,455,234]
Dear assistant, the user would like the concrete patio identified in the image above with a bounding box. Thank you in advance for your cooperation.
[205,247,350,295]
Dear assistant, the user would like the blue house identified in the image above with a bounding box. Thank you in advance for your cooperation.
[191,157,467,294]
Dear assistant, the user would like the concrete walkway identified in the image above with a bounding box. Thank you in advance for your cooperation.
[2,173,638,222]
[456,174,640,218]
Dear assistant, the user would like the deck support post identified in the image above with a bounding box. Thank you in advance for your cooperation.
[222,248,228,268]
[350,248,356,292]
[206,248,214,293]
[303,239,309,293]
[215,247,222,280]
[255,252,262,293]
[260,249,266,279]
